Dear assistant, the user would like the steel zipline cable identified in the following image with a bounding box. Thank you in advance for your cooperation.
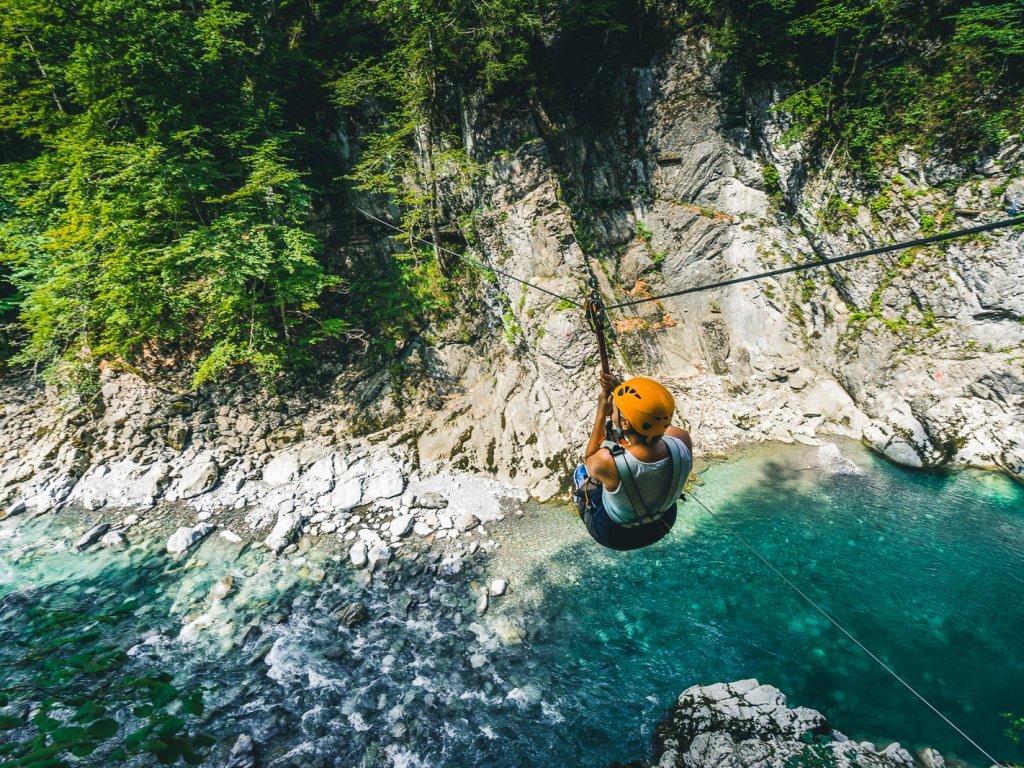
[357,207,1024,314]
[355,207,583,307]
[356,203,1016,766]
[606,214,1024,309]
[686,492,1006,768]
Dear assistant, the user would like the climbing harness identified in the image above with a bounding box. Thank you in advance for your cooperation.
[354,204,1020,765]
[686,492,1006,768]
[599,434,685,527]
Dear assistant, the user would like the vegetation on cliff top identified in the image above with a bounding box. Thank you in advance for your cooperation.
[0,0,1020,391]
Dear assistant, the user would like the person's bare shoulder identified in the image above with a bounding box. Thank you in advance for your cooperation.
[666,425,692,452]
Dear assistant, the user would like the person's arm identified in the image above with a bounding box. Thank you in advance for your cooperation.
[584,371,619,459]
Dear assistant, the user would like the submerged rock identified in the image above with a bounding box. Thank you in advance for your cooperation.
[642,680,952,768]
[336,601,369,628]
[166,523,215,556]
[75,523,110,550]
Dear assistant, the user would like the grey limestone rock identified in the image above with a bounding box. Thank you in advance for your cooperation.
[175,455,219,499]
[644,680,952,768]
[166,523,215,556]
[224,734,257,768]
[75,523,111,550]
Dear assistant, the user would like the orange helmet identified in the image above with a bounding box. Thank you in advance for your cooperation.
[612,377,675,436]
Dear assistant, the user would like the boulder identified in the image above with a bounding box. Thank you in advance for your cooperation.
[389,514,414,538]
[262,453,301,486]
[645,680,953,768]
[415,492,449,509]
[75,523,111,550]
[1,499,26,520]
[336,602,369,628]
[100,530,126,549]
[366,542,392,570]
[176,455,219,499]
[455,513,480,532]
[167,523,215,556]
[264,512,299,554]
[489,578,508,596]
[209,575,233,601]
[224,734,257,768]
[349,542,367,568]
[364,468,406,502]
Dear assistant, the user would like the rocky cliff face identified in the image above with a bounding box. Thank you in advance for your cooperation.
[634,680,960,768]
[1,33,1022,516]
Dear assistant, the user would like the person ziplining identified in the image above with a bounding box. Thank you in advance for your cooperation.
[573,370,692,550]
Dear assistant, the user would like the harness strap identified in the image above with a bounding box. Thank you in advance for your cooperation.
[658,437,684,514]
[601,440,645,524]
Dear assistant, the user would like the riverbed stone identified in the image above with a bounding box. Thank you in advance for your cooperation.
[389,514,414,538]
[203,576,232,603]
[176,455,219,499]
[264,512,299,554]
[475,589,488,616]
[100,530,125,549]
[262,453,301,486]
[367,542,392,570]
[166,523,215,556]
[349,541,368,568]
[489,578,507,596]
[1,499,26,519]
[455,513,479,532]
[336,601,369,628]
[75,523,110,550]
[415,492,448,509]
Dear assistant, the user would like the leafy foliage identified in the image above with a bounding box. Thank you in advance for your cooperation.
[669,0,1024,179]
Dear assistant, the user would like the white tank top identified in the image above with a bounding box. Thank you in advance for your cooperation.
[602,435,692,525]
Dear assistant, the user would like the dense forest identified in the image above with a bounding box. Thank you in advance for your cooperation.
[0,0,1021,393]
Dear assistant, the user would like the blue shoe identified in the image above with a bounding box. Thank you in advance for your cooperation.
[573,463,589,490]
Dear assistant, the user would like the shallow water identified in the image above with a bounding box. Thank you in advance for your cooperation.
[1,439,1022,767]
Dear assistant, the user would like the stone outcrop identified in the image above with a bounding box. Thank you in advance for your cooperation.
[640,680,957,768]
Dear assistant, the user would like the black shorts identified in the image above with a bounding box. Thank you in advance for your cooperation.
[574,478,676,551]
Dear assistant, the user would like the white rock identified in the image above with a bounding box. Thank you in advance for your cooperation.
[209,575,233,601]
[176,455,219,499]
[166,523,215,556]
[389,515,414,538]
[475,589,488,616]
[364,468,406,502]
[455,513,479,532]
[349,541,368,568]
[264,512,299,554]
[489,578,507,596]
[219,529,242,543]
[100,530,125,549]
[413,522,434,537]
[262,453,301,486]
[2,499,27,519]
[330,475,363,510]
[367,542,392,570]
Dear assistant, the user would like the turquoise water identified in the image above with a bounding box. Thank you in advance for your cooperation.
[1,440,1022,766]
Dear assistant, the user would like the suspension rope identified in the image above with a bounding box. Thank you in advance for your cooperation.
[606,215,1024,310]
[686,491,1006,768]
[354,207,583,307]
